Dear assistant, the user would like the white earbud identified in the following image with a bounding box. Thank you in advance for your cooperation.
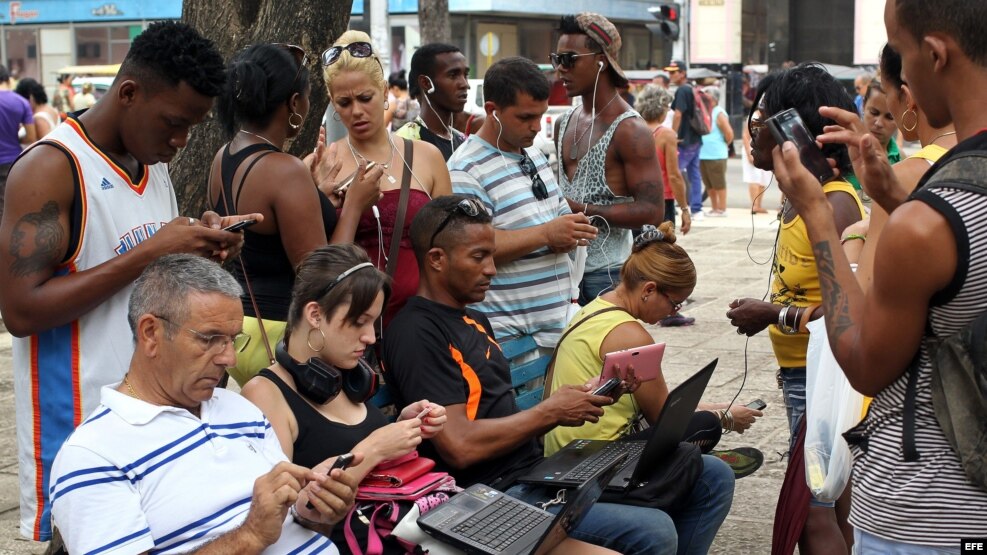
[598,61,605,71]
[424,76,436,95]
[372,205,381,219]
[492,110,501,124]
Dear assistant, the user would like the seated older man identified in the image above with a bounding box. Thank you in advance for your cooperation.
[48,255,359,554]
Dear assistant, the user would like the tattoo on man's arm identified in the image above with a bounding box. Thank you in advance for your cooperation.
[10,201,65,277]
[813,240,854,340]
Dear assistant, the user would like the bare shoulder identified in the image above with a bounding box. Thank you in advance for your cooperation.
[877,199,956,293]
[892,157,935,193]
[599,320,654,357]
[613,116,658,159]
[408,135,444,162]
[241,370,289,410]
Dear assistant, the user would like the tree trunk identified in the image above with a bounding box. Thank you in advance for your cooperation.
[418,0,451,44]
[171,0,350,216]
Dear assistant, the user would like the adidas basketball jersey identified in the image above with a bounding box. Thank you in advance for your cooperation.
[12,116,178,541]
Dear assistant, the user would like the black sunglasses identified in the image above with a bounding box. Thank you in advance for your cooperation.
[549,51,601,70]
[321,42,374,66]
[518,151,549,200]
[429,198,484,249]
[275,43,308,86]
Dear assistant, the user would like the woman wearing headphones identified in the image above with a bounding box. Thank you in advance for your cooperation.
[323,31,452,327]
[242,244,447,552]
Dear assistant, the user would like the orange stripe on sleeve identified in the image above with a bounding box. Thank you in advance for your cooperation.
[449,345,482,420]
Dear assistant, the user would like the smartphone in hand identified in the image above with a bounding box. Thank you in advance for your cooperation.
[221,219,257,232]
[592,377,622,397]
[765,108,836,183]
[334,161,377,194]
[306,453,356,510]
[745,399,767,411]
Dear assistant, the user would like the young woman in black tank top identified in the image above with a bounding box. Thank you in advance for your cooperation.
[242,245,446,549]
[207,44,383,386]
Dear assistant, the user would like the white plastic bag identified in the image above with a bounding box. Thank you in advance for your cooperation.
[565,245,588,322]
[803,317,865,502]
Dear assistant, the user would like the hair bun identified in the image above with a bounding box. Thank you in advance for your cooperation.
[633,223,677,251]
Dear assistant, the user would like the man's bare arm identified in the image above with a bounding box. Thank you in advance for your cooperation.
[0,146,246,336]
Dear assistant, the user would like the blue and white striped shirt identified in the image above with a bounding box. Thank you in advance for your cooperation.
[449,135,572,347]
[50,387,336,555]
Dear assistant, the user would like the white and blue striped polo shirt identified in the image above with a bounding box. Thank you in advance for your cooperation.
[449,135,572,348]
[49,387,337,555]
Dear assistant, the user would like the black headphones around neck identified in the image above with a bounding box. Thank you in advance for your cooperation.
[275,340,379,405]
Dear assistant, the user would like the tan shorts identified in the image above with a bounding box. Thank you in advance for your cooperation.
[700,159,728,190]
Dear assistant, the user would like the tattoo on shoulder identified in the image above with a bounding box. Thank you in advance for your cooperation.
[10,201,65,277]
[812,240,853,339]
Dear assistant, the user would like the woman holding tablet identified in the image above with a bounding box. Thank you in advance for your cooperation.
[544,223,764,457]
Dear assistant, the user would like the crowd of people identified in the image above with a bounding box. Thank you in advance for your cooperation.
[0,1,985,553]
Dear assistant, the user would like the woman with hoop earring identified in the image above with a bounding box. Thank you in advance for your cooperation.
[323,31,452,327]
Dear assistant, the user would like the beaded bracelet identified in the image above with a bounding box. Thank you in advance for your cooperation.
[841,233,866,245]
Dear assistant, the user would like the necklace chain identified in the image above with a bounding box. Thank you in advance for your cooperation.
[928,130,956,145]
[239,129,279,148]
[347,136,395,170]
[123,374,144,401]
[569,94,619,160]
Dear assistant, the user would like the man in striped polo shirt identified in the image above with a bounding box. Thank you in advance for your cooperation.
[448,57,597,349]
[49,256,358,554]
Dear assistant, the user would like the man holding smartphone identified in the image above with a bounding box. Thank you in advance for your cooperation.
[49,256,358,554]
[773,0,987,549]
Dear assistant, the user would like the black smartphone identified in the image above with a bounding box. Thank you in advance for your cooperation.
[765,108,836,183]
[329,453,355,472]
[593,377,622,397]
[221,219,257,232]
[746,399,767,411]
[306,453,356,509]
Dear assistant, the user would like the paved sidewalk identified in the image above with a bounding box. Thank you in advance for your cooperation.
[0,210,789,554]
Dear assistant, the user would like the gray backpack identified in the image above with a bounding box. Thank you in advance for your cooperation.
[902,151,987,492]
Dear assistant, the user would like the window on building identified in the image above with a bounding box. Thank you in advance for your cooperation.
[7,28,40,81]
[619,27,659,71]
[75,25,134,65]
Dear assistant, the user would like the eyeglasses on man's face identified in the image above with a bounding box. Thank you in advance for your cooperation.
[155,315,250,354]
[429,198,483,249]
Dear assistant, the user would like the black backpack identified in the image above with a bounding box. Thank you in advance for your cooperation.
[900,151,987,492]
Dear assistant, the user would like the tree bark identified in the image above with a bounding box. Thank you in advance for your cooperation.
[418,0,451,44]
[171,0,350,216]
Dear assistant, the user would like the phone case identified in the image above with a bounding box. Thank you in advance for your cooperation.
[357,473,454,501]
[602,343,666,383]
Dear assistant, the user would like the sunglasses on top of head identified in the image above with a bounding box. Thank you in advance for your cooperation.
[549,51,601,70]
[274,43,308,85]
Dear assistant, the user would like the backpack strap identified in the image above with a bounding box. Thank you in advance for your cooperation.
[541,306,629,401]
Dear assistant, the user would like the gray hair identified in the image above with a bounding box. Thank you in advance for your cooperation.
[703,86,721,104]
[634,85,673,123]
[128,254,243,339]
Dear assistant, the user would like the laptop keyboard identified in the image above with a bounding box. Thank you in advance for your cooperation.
[562,441,644,482]
[451,496,550,551]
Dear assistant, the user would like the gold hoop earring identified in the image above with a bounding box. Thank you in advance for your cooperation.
[900,109,918,132]
[306,326,327,352]
[289,112,303,130]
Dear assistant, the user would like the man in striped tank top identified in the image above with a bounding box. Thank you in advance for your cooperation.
[0,22,259,543]
[774,0,987,550]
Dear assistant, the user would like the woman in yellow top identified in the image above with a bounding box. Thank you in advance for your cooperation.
[545,222,764,457]
[726,63,866,555]
[824,44,957,288]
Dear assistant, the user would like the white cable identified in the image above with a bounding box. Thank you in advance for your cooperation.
[421,93,456,153]
[372,205,387,267]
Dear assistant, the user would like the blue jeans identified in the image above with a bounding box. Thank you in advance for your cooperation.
[506,455,734,555]
[677,143,703,213]
[778,366,807,443]
[578,267,620,306]
[853,529,960,554]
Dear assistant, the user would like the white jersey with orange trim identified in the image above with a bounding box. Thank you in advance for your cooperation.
[12,115,177,541]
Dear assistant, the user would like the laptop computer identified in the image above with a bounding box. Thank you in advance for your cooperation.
[416,454,626,555]
[518,359,717,492]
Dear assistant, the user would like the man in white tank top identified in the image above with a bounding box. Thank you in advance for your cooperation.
[0,22,259,543]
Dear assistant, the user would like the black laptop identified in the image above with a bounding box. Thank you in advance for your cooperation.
[416,454,626,555]
[517,359,717,492]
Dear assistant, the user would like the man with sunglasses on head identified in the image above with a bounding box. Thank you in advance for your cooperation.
[447,57,597,350]
[553,14,664,307]
[395,43,470,160]
[0,21,259,544]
